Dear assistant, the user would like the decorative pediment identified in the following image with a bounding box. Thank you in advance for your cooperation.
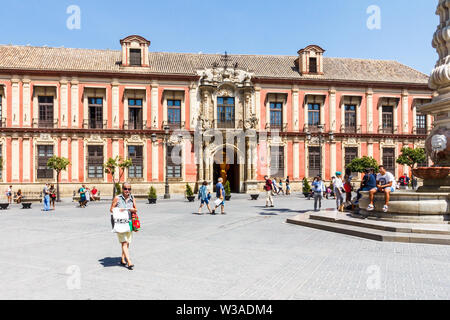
[197,67,253,89]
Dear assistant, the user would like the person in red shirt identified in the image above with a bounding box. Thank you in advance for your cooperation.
[91,186,98,201]
[264,175,274,207]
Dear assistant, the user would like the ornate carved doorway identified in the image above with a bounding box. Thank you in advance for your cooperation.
[212,147,240,193]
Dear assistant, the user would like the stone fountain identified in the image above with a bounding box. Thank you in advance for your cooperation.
[287,1,450,243]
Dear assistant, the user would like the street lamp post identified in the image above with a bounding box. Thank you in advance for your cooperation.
[164,126,171,199]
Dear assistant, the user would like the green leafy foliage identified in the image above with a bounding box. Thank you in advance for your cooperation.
[104,156,133,197]
[148,186,157,199]
[346,156,379,174]
[47,156,70,173]
[224,180,231,196]
[185,183,194,197]
[302,177,311,194]
[396,147,426,169]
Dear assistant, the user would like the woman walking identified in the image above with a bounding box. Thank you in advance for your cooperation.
[6,185,12,204]
[110,182,137,270]
[49,184,56,210]
[198,181,212,215]
[285,176,291,195]
[334,172,345,212]
[43,183,50,212]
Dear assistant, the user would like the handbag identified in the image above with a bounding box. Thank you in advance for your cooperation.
[112,208,132,233]
[214,198,222,207]
[131,213,141,232]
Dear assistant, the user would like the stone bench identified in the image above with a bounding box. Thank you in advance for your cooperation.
[14,192,43,203]
[73,190,101,202]
[358,190,450,222]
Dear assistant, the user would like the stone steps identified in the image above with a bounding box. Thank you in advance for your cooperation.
[286,211,450,245]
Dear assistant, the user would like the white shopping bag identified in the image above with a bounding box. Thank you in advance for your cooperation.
[112,208,131,233]
[214,199,223,207]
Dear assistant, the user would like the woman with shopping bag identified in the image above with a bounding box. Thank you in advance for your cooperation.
[110,182,138,270]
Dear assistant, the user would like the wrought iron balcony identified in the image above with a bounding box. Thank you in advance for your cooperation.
[340,125,362,134]
[162,120,185,130]
[303,124,324,133]
[412,126,429,135]
[83,119,107,129]
[123,120,144,130]
[267,122,288,131]
[215,119,235,129]
[32,118,58,128]
[377,125,398,134]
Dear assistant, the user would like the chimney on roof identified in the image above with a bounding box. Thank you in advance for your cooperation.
[120,35,151,67]
[296,45,325,75]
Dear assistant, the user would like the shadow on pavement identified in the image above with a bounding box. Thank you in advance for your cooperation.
[98,257,122,267]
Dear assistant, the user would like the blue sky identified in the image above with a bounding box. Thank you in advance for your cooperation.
[0,0,438,74]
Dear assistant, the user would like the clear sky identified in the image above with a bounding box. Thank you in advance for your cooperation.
[0,0,438,75]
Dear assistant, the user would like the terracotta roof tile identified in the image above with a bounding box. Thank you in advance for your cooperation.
[0,45,429,84]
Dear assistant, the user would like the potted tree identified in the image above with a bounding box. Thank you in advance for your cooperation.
[46,156,70,202]
[302,177,312,198]
[148,186,157,204]
[186,183,195,202]
[397,147,426,190]
[224,180,232,201]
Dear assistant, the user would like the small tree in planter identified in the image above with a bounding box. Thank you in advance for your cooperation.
[186,183,195,202]
[103,156,133,199]
[47,156,70,202]
[302,177,311,198]
[148,186,157,204]
[224,180,231,200]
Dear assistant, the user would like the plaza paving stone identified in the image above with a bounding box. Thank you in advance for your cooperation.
[1,193,450,300]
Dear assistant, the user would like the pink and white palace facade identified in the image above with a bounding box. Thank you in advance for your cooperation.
[0,35,433,195]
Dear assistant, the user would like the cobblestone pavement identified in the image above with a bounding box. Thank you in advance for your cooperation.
[1,193,450,300]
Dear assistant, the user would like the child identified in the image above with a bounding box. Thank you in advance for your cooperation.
[198,181,212,215]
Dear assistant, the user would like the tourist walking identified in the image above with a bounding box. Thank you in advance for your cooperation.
[78,184,87,208]
[264,175,274,207]
[212,177,225,215]
[285,176,291,195]
[49,184,56,209]
[271,178,278,195]
[110,182,137,270]
[312,175,326,211]
[85,186,91,204]
[43,183,50,212]
[6,185,12,204]
[277,179,285,195]
[334,172,345,212]
[343,168,353,207]
[198,181,212,215]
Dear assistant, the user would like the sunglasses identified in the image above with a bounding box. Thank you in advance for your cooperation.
[123,188,131,191]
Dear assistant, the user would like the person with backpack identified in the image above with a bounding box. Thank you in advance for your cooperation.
[198,181,212,215]
[110,182,138,270]
[264,175,274,207]
[398,173,410,190]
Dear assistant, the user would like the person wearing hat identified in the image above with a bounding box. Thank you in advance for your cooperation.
[333,171,345,212]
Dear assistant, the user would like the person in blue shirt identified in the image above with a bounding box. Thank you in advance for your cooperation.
[312,175,326,211]
[356,168,377,204]
[212,177,226,215]
[197,181,212,215]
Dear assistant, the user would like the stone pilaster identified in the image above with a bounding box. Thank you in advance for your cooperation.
[60,78,69,127]
[366,88,373,133]
[71,78,79,128]
[11,77,20,126]
[402,89,409,134]
[329,87,336,131]
[22,78,31,127]
[111,80,120,129]
[151,81,159,129]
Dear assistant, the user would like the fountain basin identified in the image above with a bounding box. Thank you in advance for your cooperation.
[358,191,450,223]
[412,167,450,179]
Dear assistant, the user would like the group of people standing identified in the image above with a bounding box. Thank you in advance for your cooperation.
[77,185,99,208]
[311,169,354,212]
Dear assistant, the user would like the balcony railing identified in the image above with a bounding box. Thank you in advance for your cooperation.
[83,119,108,129]
[32,118,58,128]
[412,126,430,135]
[340,125,362,134]
[162,120,185,130]
[377,125,398,134]
[123,120,144,130]
[303,124,324,133]
[267,122,288,131]
[0,118,6,128]
[215,119,235,129]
